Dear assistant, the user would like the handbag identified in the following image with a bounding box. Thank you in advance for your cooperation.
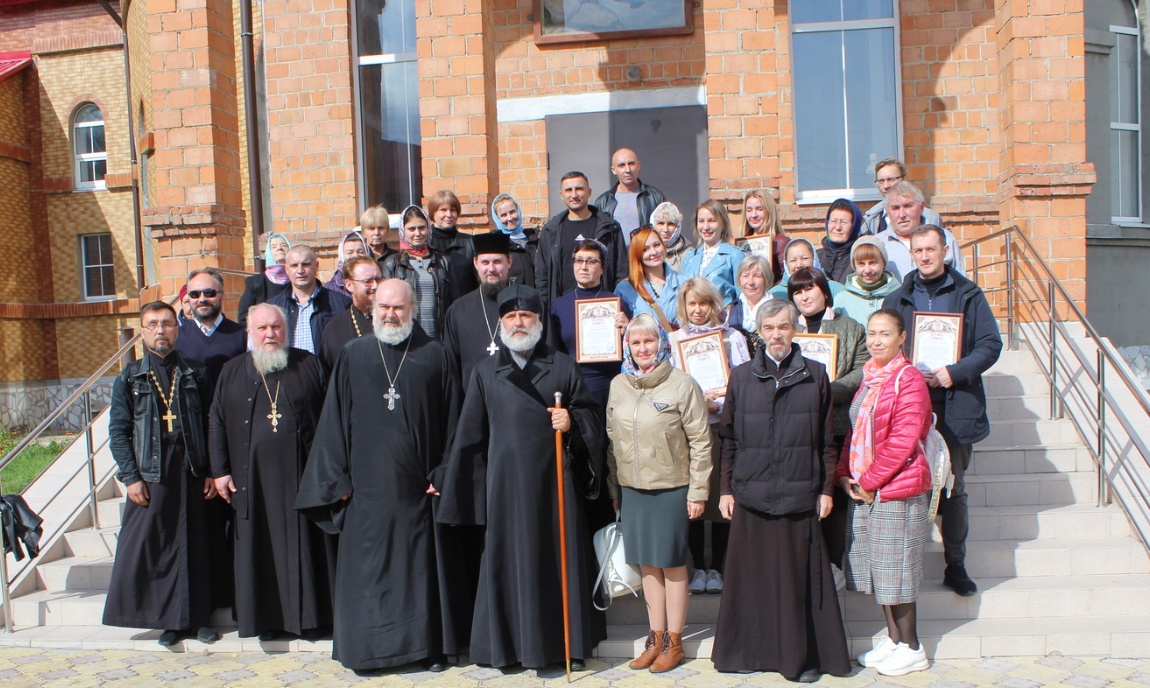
[591,513,642,611]
[893,367,952,520]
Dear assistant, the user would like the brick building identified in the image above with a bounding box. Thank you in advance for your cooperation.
[0,0,1147,425]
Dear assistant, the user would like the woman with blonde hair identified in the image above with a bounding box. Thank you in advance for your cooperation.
[668,278,750,595]
[681,200,746,307]
[651,202,691,272]
[606,314,712,673]
[727,254,774,357]
[737,190,789,285]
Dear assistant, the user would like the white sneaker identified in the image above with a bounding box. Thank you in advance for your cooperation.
[831,564,846,592]
[689,569,707,595]
[875,642,929,676]
[705,569,723,594]
[857,635,896,668]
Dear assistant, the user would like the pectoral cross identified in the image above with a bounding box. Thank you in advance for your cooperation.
[383,386,400,411]
[267,405,282,432]
[486,340,499,356]
[162,409,177,433]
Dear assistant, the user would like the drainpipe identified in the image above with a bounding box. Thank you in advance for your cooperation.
[97,0,146,290]
[241,0,266,272]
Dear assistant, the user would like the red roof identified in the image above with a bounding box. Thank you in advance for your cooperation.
[0,51,32,86]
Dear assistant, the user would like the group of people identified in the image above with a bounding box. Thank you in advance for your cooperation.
[106,152,1001,682]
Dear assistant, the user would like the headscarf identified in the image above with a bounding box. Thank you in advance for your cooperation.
[334,230,367,272]
[848,352,910,480]
[399,205,432,257]
[490,193,528,244]
[824,199,863,246]
[621,314,672,377]
[650,201,683,246]
[262,232,291,285]
[780,237,823,280]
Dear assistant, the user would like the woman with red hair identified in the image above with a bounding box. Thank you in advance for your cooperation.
[614,226,682,331]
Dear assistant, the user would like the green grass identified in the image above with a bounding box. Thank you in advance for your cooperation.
[0,427,67,494]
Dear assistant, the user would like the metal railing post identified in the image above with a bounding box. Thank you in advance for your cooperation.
[1048,282,1061,420]
[1005,231,1017,350]
[1097,349,1110,507]
[84,390,100,530]
[0,538,11,633]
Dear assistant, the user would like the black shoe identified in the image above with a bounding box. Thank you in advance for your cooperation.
[158,630,182,647]
[301,626,329,641]
[258,630,283,642]
[423,656,449,673]
[796,668,821,683]
[196,626,220,643]
[943,565,978,597]
[571,658,585,670]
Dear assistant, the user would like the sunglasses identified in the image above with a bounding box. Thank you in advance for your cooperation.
[187,289,220,299]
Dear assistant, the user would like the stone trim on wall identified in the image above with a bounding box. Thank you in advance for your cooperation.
[0,376,115,433]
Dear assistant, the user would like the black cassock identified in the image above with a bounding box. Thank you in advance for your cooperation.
[436,342,606,668]
[295,325,462,671]
[319,306,372,373]
[208,349,334,637]
[442,288,502,390]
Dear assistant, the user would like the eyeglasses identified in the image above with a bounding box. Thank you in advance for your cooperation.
[875,174,905,185]
[142,321,179,331]
[827,219,852,227]
[187,289,219,299]
[349,277,381,285]
[573,258,601,267]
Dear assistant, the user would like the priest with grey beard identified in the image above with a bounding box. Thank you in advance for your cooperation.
[296,279,463,674]
[434,284,606,669]
[208,303,334,641]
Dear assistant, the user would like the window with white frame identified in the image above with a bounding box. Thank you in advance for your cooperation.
[73,104,107,190]
[81,234,116,299]
[790,1,902,203]
[353,0,421,214]
[1110,1,1141,224]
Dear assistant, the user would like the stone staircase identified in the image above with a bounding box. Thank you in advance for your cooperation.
[2,347,1148,657]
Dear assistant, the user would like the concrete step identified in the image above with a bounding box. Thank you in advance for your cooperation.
[62,526,120,558]
[925,538,1149,579]
[36,556,114,592]
[95,499,124,528]
[984,373,1050,397]
[9,590,234,628]
[984,393,1054,419]
[965,471,1096,508]
[987,351,1043,376]
[984,417,1080,447]
[963,503,1131,541]
[598,614,1150,660]
[967,445,1094,476]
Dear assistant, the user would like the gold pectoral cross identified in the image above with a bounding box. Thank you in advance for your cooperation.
[267,405,282,432]
[162,409,177,433]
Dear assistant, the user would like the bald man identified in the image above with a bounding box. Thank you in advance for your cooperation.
[594,147,666,244]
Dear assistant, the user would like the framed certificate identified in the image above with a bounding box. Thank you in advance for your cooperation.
[741,236,774,259]
[575,297,622,363]
[794,333,839,381]
[912,312,964,370]
[675,331,730,393]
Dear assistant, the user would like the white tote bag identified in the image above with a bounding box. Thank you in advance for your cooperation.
[592,515,642,611]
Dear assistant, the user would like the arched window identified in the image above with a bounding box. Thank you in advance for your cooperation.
[1109,1,1142,223]
[73,103,107,190]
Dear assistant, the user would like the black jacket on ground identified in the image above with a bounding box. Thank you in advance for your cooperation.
[884,267,1002,445]
[718,344,836,516]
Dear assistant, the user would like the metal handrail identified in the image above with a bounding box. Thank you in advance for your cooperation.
[963,226,1150,554]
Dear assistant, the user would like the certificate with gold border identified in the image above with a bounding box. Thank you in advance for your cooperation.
[794,333,839,381]
[575,297,622,363]
[912,312,964,369]
[675,331,730,394]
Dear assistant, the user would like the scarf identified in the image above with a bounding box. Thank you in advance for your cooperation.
[400,205,432,255]
[849,353,909,480]
[490,193,528,244]
[264,264,289,285]
[621,318,672,377]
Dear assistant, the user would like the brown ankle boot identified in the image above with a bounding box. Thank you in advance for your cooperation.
[629,630,663,670]
[650,630,684,673]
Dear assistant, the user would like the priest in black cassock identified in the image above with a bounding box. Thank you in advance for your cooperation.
[319,256,381,372]
[209,303,334,641]
[103,301,220,647]
[442,231,517,390]
[434,285,606,669]
[296,279,461,673]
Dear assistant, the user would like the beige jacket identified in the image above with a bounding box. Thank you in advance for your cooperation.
[605,360,713,502]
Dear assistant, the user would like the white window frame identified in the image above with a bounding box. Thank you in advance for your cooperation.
[1110,17,1142,225]
[351,0,420,219]
[80,233,116,300]
[73,104,107,191]
[790,4,904,205]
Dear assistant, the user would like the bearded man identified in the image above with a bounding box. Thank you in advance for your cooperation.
[434,284,605,669]
[320,256,382,372]
[296,279,461,673]
[208,303,334,641]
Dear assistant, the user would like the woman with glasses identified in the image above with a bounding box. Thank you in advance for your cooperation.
[816,199,864,283]
[616,226,683,331]
[239,233,292,326]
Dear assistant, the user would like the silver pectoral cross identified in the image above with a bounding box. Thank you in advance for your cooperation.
[383,386,400,411]
[486,340,499,356]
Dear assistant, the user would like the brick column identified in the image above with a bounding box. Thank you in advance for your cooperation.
[702,0,783,216]
[995,0,1095,308]
[142,0,246,297]
[416,0,499,231]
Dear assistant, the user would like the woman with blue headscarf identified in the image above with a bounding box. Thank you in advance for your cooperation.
[605,313,713,673]
[238,232,292,326]
[769,237,846,300]
[816,199,864,283]
[490,193,539,288]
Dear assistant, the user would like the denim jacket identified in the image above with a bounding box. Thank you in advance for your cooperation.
[680,242,747,308]
[108,353,211,486]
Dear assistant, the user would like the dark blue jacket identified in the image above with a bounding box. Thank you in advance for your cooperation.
[268,283,352,354]
[109,353,211,486]
[884,268,1002,445]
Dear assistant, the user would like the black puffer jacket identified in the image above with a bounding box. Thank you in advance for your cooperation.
[718,344,836,516]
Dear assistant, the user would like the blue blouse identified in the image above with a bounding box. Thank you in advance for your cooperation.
[615,264,683,328]
[679,242,746,308]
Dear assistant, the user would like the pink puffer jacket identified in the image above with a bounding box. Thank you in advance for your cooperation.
[835,362,933,501]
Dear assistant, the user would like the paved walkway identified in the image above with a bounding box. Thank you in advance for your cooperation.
[0,648,1146,687]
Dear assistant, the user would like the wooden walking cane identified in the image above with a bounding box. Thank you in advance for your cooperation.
[554,391,573,682]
